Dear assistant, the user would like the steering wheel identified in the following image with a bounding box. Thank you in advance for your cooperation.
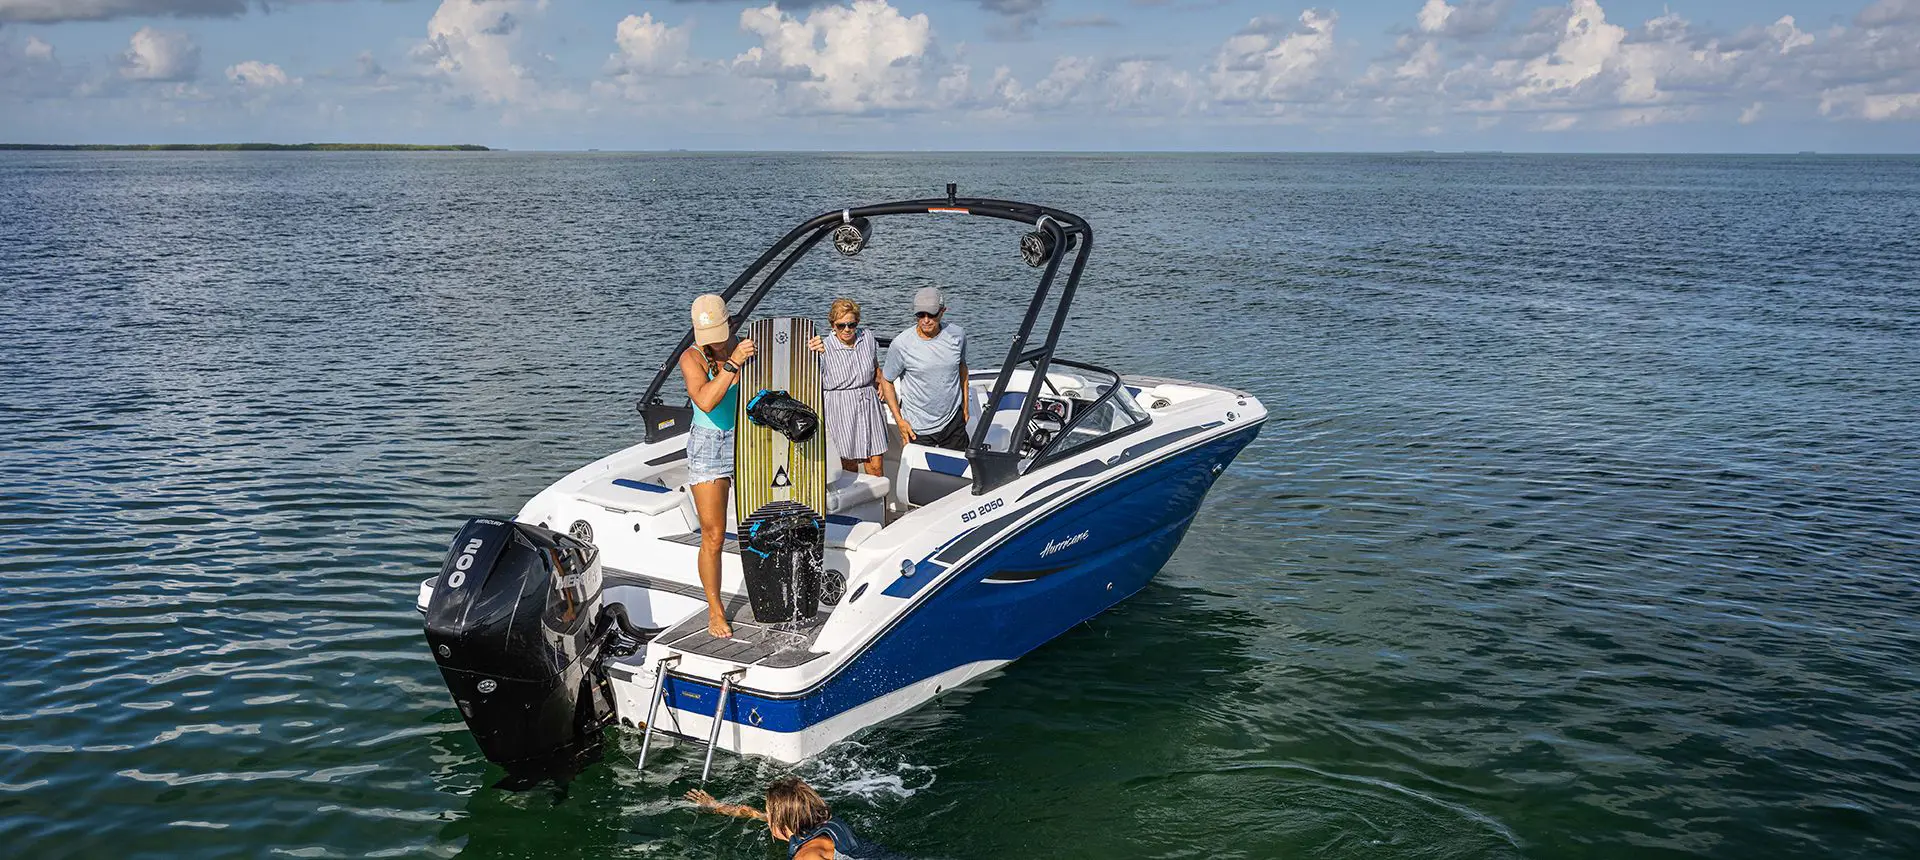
[1020,398,1071,456]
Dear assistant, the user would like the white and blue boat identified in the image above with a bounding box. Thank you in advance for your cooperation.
[417,190,1266,779]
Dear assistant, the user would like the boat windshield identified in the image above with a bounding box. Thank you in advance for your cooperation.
[1047,386,1150,461]
[1028,360,1151,467]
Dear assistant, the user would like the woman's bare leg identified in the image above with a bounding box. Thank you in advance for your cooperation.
[862,454,884,477]
[691,478,733,638]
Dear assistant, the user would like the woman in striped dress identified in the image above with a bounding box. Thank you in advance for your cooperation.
[809,298,888,477]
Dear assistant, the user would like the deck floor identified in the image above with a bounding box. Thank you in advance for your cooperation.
[654,602,831,669]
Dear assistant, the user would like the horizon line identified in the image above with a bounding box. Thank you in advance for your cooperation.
[6,144,1919,156]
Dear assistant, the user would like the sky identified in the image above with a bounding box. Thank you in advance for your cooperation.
[1,0,1918,151]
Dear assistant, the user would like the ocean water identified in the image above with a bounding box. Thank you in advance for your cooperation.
[2,152,1917,859]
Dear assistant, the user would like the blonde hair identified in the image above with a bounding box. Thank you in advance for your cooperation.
[766,776,831,836]
[828,298,861,326]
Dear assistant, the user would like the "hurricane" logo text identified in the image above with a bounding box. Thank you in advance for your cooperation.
[1040,530,1090,558]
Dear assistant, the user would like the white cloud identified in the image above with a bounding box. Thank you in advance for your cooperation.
[1416,0,1506,38]
[1765,15,1815,53]
[610,13,693,75]
[226,60,294,89]
[413,0,538,105]
[994,55,1092,111]
[599,11,701,105]
[732,0,940,114]
[1514,0,1622,97]
[1859,92,1920,119]
[1027,55,1094,108]
[975,53,1196,116]
[1856,0,1920,28]
[121,27,199,82]
[2,32,71,98]
[1106,58,1194,112]
[1397,39,1442,79]
[1429,2,1824,127]
[1331,0,1920,136]
[11,0,1920,144]
[1820,85,1920,120]
[1208,9,1339,106]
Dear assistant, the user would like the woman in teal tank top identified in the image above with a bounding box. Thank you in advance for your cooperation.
[680,294,755,639]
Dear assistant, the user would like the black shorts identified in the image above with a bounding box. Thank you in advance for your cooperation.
[916,408,970,450]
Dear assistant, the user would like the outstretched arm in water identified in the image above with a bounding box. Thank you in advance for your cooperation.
[685,789,767,822]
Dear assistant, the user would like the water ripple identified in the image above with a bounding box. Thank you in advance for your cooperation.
[3,152,1919,858]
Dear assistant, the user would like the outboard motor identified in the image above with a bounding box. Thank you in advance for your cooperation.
[423,517,615,780]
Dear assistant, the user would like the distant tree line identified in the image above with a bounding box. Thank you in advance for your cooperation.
[0,143,490,151]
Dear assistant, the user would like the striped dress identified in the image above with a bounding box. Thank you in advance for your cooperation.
[821,328,887,461]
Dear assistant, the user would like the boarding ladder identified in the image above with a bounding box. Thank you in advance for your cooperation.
[635,654,747,783]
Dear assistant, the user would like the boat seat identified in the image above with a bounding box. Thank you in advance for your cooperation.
[675,457,888,532]
[895,443,970,508]
[826,455,889,521]
[576,473,685,516]
[827,517,882,549]
[965,386,992,440]
[979,390,1026,452]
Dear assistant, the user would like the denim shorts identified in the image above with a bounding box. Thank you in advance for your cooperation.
[686,426,734,486]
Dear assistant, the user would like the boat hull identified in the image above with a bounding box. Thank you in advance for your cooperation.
[626,422,1261,760]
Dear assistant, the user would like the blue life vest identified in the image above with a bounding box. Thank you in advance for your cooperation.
[788,818,861,859]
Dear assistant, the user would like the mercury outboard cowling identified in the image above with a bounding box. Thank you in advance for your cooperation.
[423,517,613,780]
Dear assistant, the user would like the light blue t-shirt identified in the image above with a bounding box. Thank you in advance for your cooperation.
[884,322,967,430]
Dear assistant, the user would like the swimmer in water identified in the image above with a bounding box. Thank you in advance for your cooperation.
[686,777,870,859]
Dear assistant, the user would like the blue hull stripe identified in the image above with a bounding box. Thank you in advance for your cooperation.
[659,424,1261,735]
[879,559,948,599]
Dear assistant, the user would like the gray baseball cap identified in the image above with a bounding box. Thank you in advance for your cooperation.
[913,287,945,315]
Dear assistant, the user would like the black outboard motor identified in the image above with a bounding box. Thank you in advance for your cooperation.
[423,517,615,780]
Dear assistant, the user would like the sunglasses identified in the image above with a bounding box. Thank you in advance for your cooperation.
[915,311,940,320]
[833,321,858,330]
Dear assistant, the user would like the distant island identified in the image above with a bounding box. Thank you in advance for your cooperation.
[0,143,489,152]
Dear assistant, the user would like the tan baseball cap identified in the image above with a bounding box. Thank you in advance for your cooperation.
[690,294,729,345]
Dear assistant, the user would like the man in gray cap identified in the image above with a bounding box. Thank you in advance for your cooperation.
[881,286,970,450]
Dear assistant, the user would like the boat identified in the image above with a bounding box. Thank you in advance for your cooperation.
[416,188,1267,780]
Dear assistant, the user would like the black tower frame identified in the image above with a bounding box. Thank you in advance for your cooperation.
[635,188,1099,495]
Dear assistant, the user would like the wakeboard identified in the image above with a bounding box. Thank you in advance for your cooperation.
[734,317,828,624]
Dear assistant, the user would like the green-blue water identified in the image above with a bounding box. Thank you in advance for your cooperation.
[2,153,1917,858]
